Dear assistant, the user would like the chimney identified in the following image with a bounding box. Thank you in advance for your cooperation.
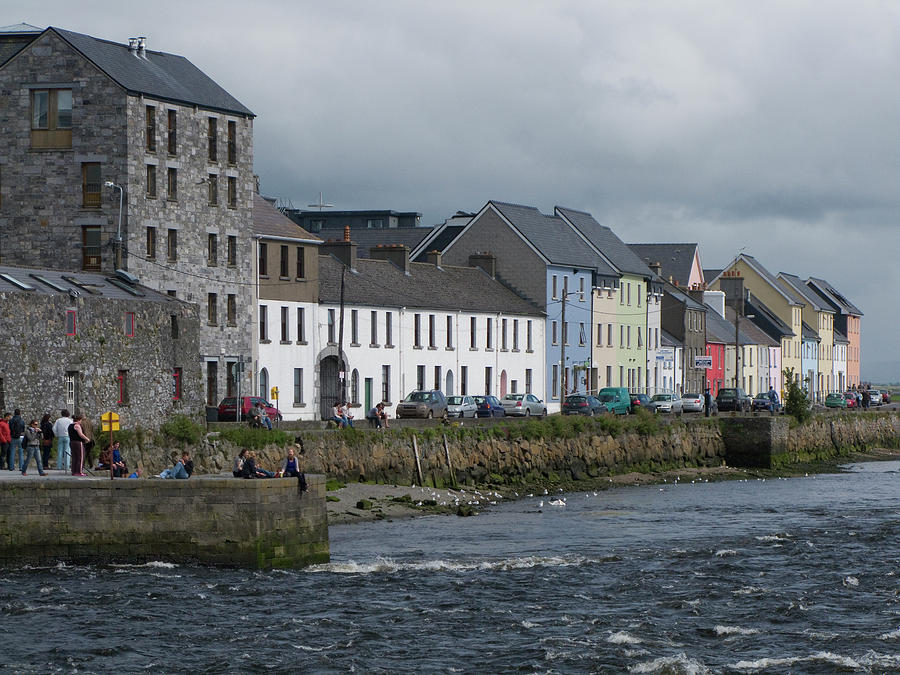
[649,261,662,277]
[468,252,496,279]
[128,37,139,54]
[137,36,147,58]
[370,244,410,275]
[426,250,442,268]
[344,225,350,242]
[320,238,357,270]
[719,274,746,316]
[702,290,726,318]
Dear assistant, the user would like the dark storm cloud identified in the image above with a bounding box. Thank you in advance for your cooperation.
[21,0,900,377]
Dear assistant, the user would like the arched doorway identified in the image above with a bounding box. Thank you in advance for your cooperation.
[259,368,269,400]
[445,370,454,396]
[319,355,341,420]
[500,370,507,397]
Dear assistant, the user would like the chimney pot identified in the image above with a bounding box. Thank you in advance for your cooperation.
[426,250,442,268]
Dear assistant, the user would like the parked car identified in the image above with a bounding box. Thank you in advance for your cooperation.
[751,392,781,413]
[501,393,546,417]
[716,388,751,412]
[868,390,883,406]
[562,394,604,416]
[681,393,704,413]
[446,395,478,418]
[647,393,683,414]
[217,396,282,422]
[825,393,848,409]
[473,395,505,418]
[881,390,892,404]
[843,391,858,408]
[395,390,447,419]
[596,387,632,415]
[631,393,652,413]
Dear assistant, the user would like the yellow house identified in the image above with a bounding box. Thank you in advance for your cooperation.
[708,255,804,388]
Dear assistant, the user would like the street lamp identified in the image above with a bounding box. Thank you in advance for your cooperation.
[105,181,124,270]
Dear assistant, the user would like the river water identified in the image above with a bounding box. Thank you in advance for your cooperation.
[2,461,900,673]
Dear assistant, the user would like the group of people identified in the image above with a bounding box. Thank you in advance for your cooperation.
[249,402,273,430]
[232,446,308,491]
[0,408,97,476]
[329,401,355,428]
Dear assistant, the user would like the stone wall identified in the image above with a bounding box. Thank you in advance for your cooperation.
[0,474,328,569]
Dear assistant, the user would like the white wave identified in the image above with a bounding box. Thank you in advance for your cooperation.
[520,620,539,628]
[714,625,760,636]
[878,629,900,640]
[755,535,789,542]
[629,653,710,674]
[732,586,764,595]
[608,631,642,645]
[715,549,738,557]
[843,576,860,587]
[111,561,177,569]
[731,651,861,670]
[306,554,599,575]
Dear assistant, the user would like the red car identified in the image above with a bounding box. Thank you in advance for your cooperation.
[217,396,282,422]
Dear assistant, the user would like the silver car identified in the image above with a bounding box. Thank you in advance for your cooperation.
[648,393,683,414]
[447,395,478,418]
[681,393,704,413]
[501,393,547,417]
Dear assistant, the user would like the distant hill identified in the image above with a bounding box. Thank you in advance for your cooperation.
[862,360,900,385]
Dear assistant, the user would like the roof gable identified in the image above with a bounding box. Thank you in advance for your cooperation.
[554,207,652,278]
[629,243,703,287]
[253,194,321,242]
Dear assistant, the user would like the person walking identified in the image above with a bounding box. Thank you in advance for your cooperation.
[68,413,90,476]
[21,420,47,476]
[0,412,11,471]
[40,413,54,470]
[53,409,73,472]
[8,409,25,472]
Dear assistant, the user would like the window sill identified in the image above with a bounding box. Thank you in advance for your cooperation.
[147,195,157,200]
[226,322,237,327]
[279,276,290,281]
[486,348,494,352]
[350,342,360,347]
[227,205,237,210]
[207,262,217,267]
[208,203,218,208]
[296,340,307,345]
[327,341,336,346]
[292,402,306,408]
[445,347,454,351]
[526,349,534,353]
[413,346,423,350]
[260,339,272,344]
[259,275,269,279]
[469,347,478,352]
[207,322,218,327]
[167,198,178,203]
[385,344,395,349]
[512,349,520,353]
[369,343,380,348]
[500,349,509,352]
[280,340,291,345]
[428,346,437,351]
[295,277,306,281]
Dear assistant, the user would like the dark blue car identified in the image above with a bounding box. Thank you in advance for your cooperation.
[473,395,506,418]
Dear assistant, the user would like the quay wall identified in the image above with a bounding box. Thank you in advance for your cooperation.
[0,475,328,569]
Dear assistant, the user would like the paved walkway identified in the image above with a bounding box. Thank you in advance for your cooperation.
[0,467,115,481]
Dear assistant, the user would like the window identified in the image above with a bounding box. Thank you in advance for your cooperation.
[296,246,305,278]
[626,325,631,348]
[167,167,177,200]
[172,367,182,401]
[351,309,359,344]
[417,365,425,390]
[208,174,218,205]
[485,367,492,395]
[552,364,559,398]
[580,322,587,346]
[597,323,603,346]
[460,366,468,395]
[620,325,624,347]
[446,315,453,348]
[434,366,441,391]
[117,370,129,405]
[579,277,585,301]
[280,245,289,278]
[552,274,558,299]
[167,109,177,154]
[259,369,269,399]
[501,318,508,350]
[206,362,218,406]
[146,164,156,197]
[608,324,613,346]
[513,319,519,350]
[638,328,643,347]
[606,365,612,387]
[82,226,101,271]
[470,316,477,349]
[371,311,378,345]
[428,314,436,348]
[167,229,177,261]
[293,368,304,405]
[259,305,268,341]
[385,312,393,347]
[281,306,289,342]
[638,285,642,307]
[486,318,493,349]
[227,235,237,266]
[381,365,391,403]
[227,294,236,326]
[207,293,217,325]
[146,106,156,151]
[207,233,218,265]
[170,314,179,339]
[228,176,237,208]
[563,321,569,346]
[227,120,237,164]
[258,243,268,276]
[66,310,77,336]
[414,313,422,348]
[327,309,336,343]
[124,312,135,337]
[81,163,101,208]
[31,88,72,148]
[297,307,306,342]
[552,320,558,345]
[207,118,217,161]
[146,226,156,258]
[527,320,533,351]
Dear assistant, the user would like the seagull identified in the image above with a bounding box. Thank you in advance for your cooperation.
[548,498,566,507]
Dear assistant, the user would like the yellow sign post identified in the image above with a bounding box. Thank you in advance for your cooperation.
[270,386,279,400]
[100,412,120,480]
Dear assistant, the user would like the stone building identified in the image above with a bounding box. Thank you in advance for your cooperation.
[0,264,201,428]
[0,26,256,408]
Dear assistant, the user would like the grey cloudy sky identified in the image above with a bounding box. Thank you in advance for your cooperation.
[18,0,900,380]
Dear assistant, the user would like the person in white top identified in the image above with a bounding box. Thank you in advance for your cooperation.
[52,409,74,472]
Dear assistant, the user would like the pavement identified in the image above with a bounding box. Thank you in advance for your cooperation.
[0,466,116,481]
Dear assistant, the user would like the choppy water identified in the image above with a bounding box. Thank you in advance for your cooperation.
[3,461,900,673]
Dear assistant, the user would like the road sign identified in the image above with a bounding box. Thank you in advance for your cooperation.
[100,411,120,432]
[657,347,674,361]
[694,356,713,369]
[270,386,279,400]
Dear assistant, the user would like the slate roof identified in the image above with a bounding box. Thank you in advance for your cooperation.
[46,27,254,116]
[663,283,707,312]
[318,255,543,316]
[801,322,821,342]
[554,207,653,278]
[412,224,466,261]
[703,268,722,281]
[778,273,834,313]
[489,202,616,273]
[806,277,863,316]
[0,22,41,65]
[341,228,433,259]
[253,194,321,242]
[627,243,700,286]
[705,304,754,345]
[0,264,181,303]
[660,329,681,347]
[834,329,850,344]
[724,307,778,346]
[711,254,802,306]
[744,292,795,341]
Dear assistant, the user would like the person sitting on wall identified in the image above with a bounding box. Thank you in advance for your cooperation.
[339,401,354,428]
[280,446,308,492]
[330,400,349,428]
[240,450,274,478]
[233,448,247,477]
[158,451,191,479]
[98,441,129,477]
[254,402,273,431]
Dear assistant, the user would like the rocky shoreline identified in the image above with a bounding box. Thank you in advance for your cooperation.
[325,447,900,526]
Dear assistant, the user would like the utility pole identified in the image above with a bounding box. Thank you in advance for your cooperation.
[559,277,568,397]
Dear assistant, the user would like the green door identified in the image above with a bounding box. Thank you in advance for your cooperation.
[365,378,373,413]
